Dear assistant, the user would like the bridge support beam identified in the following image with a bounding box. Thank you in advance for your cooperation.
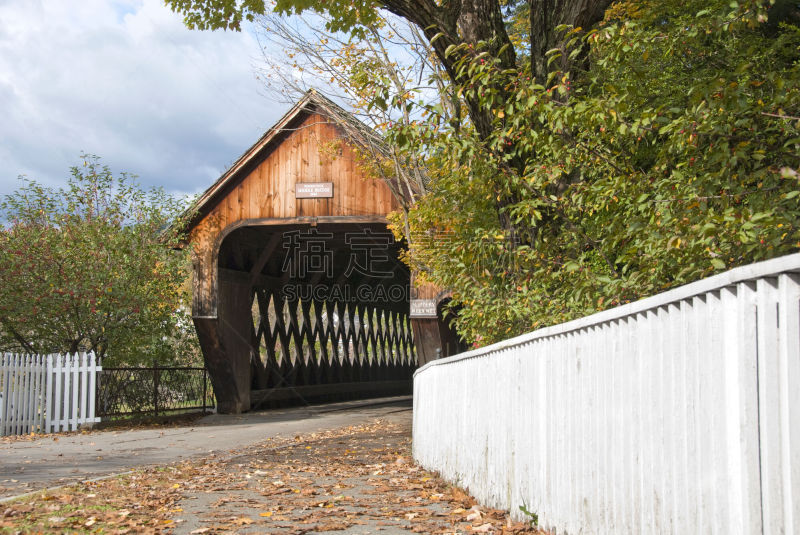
[410,319,441,366]
[194,277,254,414]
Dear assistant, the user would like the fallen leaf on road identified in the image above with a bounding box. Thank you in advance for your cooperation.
[467,511,483,521]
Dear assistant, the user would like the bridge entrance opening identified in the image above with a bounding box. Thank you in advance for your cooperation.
[212,219,415,411]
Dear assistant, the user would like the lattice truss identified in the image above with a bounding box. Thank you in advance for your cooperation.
[249,288,416,390]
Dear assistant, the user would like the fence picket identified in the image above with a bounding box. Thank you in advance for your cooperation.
[777,274,800,533]
[34,355,43,433]
[53,355,62,433]
[20,356,27,434]
[6,354,14,436]
[0,355,4,435]
[30,355,39,432]
[45,355,52,433]
[29,355,37,434]
[88,354,97,426]
[3,354,10,435]
[13,355,23,435]
[57,355,67,433]
[57,355,65,432]
[70,354,79,431]
[25,355,32,434]
[1,354,9,436]
[37,355,45,433]
[9,354,15,435]
[81,353,90,424]
[7,354,14,435]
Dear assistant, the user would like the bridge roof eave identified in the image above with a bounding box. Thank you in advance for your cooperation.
[182,89,401,237]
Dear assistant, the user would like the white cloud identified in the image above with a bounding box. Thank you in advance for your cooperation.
[0,0,285,200]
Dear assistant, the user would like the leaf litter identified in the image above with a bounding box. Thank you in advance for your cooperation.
[0,415,545,534]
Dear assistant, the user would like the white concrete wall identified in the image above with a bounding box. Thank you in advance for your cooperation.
[413,253,800,534]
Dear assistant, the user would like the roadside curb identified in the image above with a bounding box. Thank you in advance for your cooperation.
[307,395,412,414]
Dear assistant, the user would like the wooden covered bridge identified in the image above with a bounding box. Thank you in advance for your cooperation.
[185,91,465,413]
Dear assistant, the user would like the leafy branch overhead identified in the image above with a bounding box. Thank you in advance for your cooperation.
[168,0,610,137]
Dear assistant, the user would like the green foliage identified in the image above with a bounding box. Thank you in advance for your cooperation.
[0,156,200,366]
[165,0,268,31]
[170,0,800,347]
[166,0,381,37]
[518,503,539,527]
[500,0,531,62]
[394,0,800,344]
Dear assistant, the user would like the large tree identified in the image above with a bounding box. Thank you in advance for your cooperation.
[168,0,800,345]
[393,0,800,342]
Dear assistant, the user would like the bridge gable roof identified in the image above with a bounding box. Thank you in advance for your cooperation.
[186,89,391,231]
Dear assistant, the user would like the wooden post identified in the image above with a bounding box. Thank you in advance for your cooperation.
[153,361,159,416]
[409,274,448,366]
[202,367,208,413]
[194,274,255,414]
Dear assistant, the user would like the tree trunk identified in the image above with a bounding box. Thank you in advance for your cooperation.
[380,0,514,139]
[530,0,612,84]
[381,0,611,138]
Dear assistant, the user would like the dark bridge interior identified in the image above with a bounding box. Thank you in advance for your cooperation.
[216,222,416,410]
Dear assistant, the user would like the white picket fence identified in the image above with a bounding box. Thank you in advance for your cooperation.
[0,352,101,436]
[413,253,800,534]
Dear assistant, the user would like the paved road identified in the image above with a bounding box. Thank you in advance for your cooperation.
[0,397,411,500]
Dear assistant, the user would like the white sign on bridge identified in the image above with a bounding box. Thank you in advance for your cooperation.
[410,299,437,319]
[295,182,334,198]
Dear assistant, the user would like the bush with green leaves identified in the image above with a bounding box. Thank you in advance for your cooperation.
[0,156,200,366]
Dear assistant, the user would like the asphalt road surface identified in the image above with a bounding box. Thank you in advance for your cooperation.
[0,396,411,501]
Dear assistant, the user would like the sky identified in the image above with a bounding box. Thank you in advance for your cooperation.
[0,0,287,201]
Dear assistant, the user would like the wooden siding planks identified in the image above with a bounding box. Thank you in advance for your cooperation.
[189,111,400,318]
